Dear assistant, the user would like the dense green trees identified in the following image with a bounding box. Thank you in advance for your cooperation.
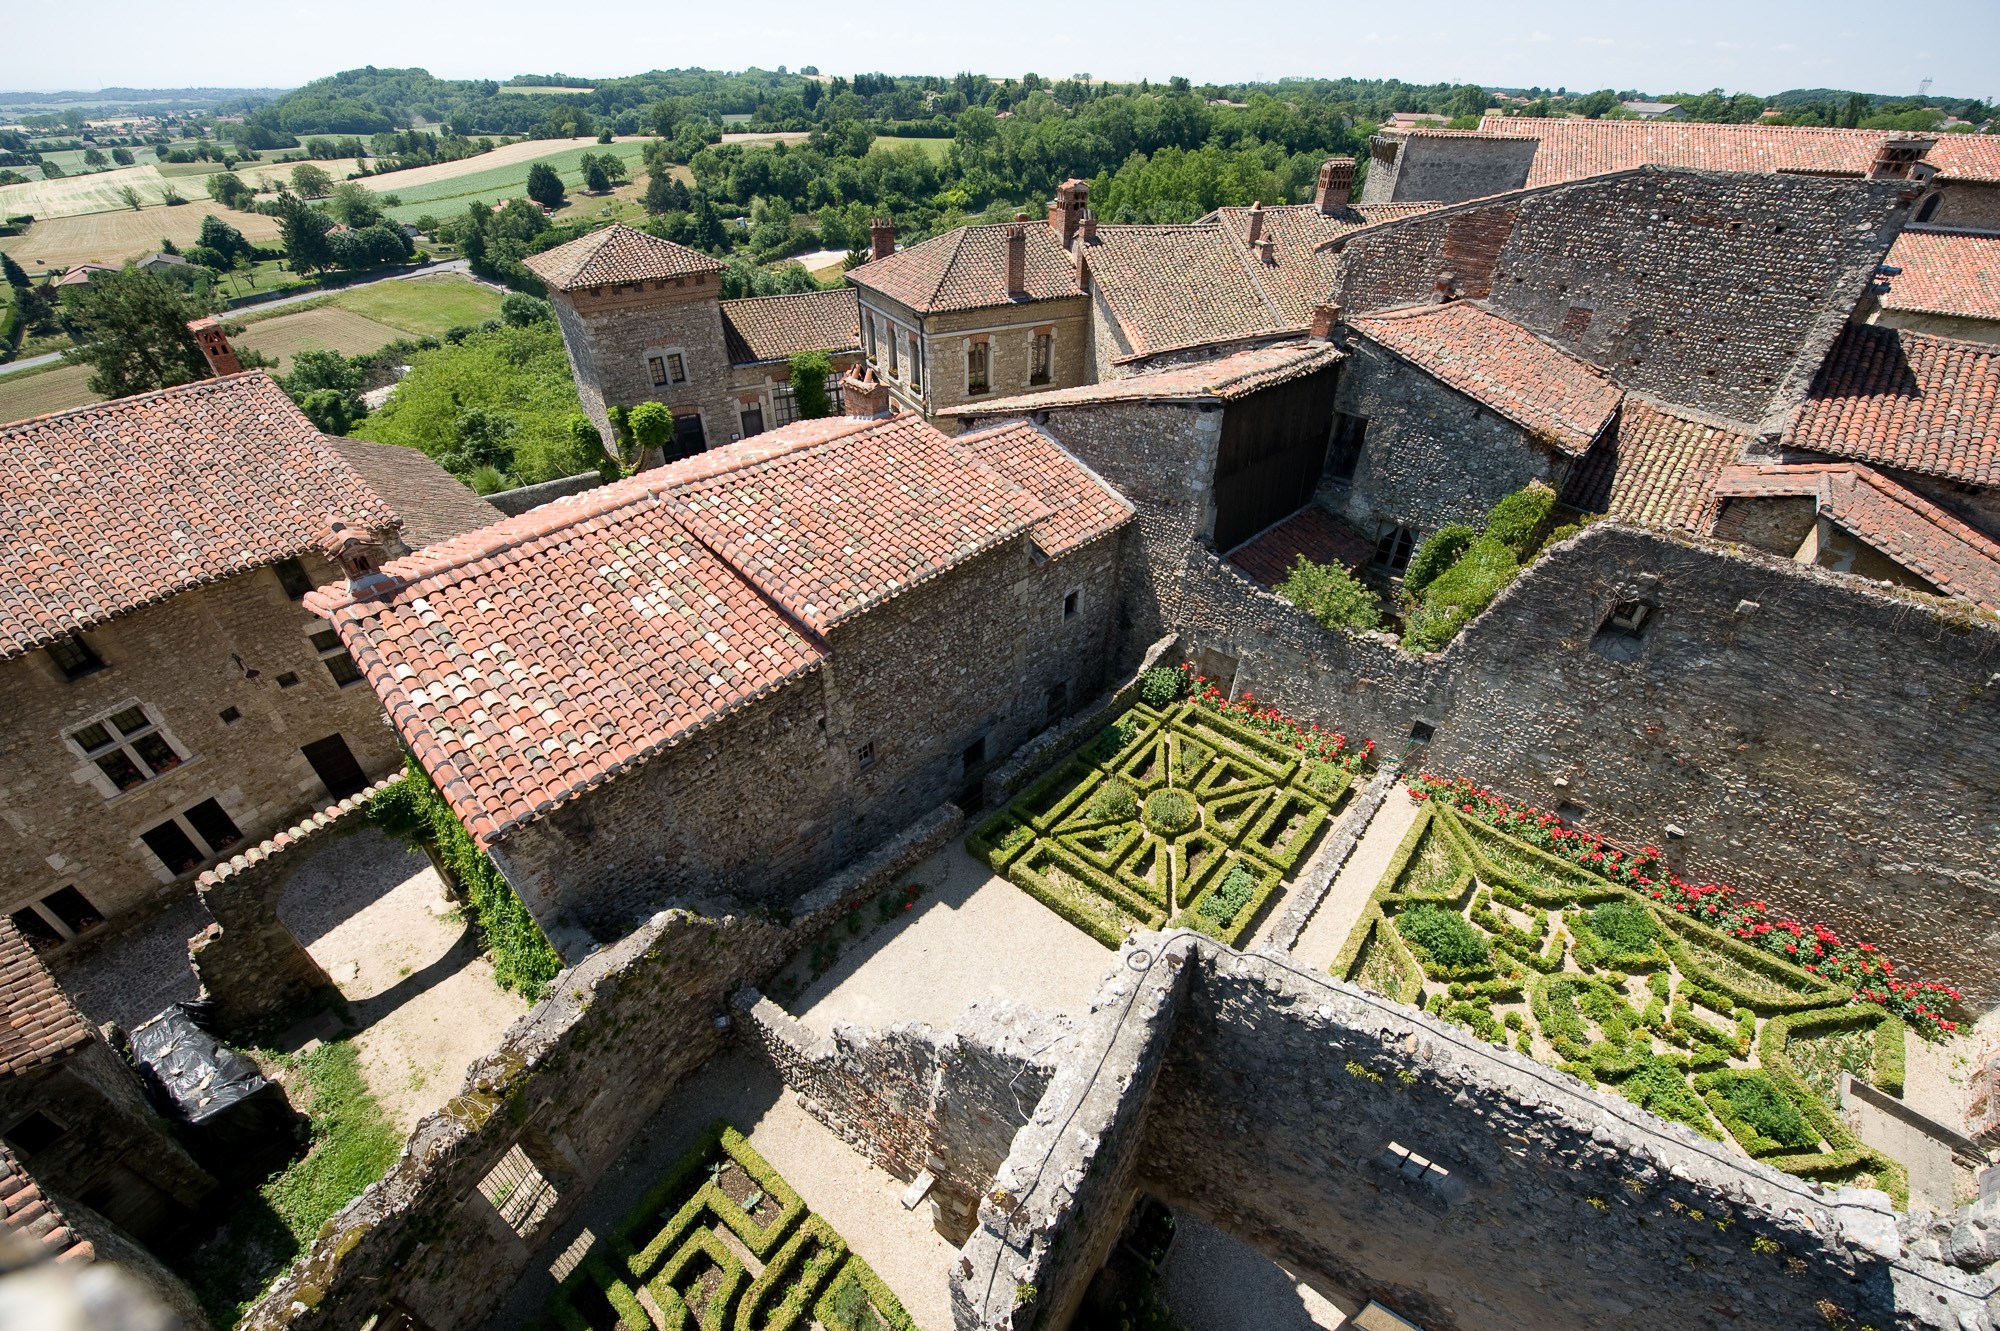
[57,267,216,398]
[271,190,335,273]
[525,162,566,209]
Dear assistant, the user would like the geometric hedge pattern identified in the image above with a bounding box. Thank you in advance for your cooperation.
[968,699,1352,948]
[545,1121,917,1331]
[1333,802,1915,1206]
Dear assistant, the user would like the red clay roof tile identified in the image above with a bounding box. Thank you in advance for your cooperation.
[1879,230,2000,323]
[522,224,726,291]
[953,420,1134,560]
[1470,117,1999,186]
[940,341,1343,418]
[720,288,862,365]
[1563,398,1749,531]
[847,222,1082,313]
[1786,323,2000,486]
[0,916,93,1078]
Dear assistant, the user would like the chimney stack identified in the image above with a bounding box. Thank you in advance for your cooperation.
[1255,235,1277,265]
[1315,157,1356,213]
[841,366,891,418]
[1245,202,1265,246]
[1867,139,1936,181]
[1004,225,1028,299]
[869,218,896,262]
[1080,209,1097,243]
[316,519,393,599]
[187,316,242,377]
[1310,302,1342,342]
[1048,178,1089,247]
[1431,271,1457,303]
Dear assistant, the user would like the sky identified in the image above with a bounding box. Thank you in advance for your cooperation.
[12,0,1998,102]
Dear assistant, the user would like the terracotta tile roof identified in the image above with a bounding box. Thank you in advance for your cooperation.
[0,1142,93,1265]
[0,915,93,1077]
[1472,117,1932,187]
[1349,303,1621,453]
[1923,135,2000,184]
[522,224,726,292]
[847,222,1081,314]
[1879,229,2000,322]
[309,412,1112,843]
[719,288,862,365]
[0,373,399,662]
[953,420,1134,559]
[1225,505,1374,581]
[1086,204,1439,362]
[325,437,501,553]
[1713,461,2000,610]
[940,341,1343,419]
[1561,397,1748,531]
[1785,323,2000,486]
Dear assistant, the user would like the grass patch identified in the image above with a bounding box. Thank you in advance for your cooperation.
[1787,1026,1877,1108]
[377,142,648,223]
[173,1038,401,1328]
[0,361,100,420]
[233,306,412,375]
[332,274,505,337]
[1396,902,1489,969]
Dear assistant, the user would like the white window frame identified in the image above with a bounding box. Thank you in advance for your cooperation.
[66,701,189,798]
[640,345,690,391]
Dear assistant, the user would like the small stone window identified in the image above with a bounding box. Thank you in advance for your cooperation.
[276,671,301,689]
[3,1110,68,1157]
[1372,524,1416,573]
[908,336,922,391]
[273,557,315,600]
[10,887,103,952]
[961,736,986,774]
[141,818,203,876]
[70,704,182,792]
[966,340,989,394]
[665,352,687,383]
[854,740,876,772]
[8,907,64,952]
[1409,719,1436,744]
[184,798,243,855]
[1327,413,1367,482]
[1063,589,1079,620]
[310,628,363,687]
[648,355,668,385]
[46,634,104,681]
[771,383,800,427]
[1602,600,1652,636]
[1591,599,1656,663]
[1030,332,1053,385]
[477,1143,559,1238]
[219,706,241,725]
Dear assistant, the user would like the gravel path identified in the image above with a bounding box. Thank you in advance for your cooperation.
[1288,787,1424,974]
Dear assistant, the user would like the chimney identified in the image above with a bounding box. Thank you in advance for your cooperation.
[1245,202,1264,246]
[1315,157,1356,213]
[1081,209,1098,243]
[869,218,896,262]
[1005,225,1027,299]
[187,316,242,377]
[1310,302,1342,342]
[1867,139,1936,181]
[1048,178,1089,247]
[1431,271,1457,303]
[1255,235,1277,265]
[841,366,891,418]
[316,519,394,599]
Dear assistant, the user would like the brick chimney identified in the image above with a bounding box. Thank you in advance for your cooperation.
[187,317,241,377]
[841,366,891,418]
[1048,178,1089,247]
[869,218,896,262]
[1005,225,1027,299]
[1431,271,1458,303]
[1081,209,1098,243]
[316,519,394,599]
[1316,157,1356,213]
[1310,302,1342,341]
[1245,203,1265,246]
[1255,235,1277,265]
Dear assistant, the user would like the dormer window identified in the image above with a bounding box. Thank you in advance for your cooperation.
[47,635,103,681]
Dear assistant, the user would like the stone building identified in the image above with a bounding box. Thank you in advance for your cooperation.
[309,406,1133,941]
[1873,228,2000,342]
[525,224,865,458]
[0,373,499,944]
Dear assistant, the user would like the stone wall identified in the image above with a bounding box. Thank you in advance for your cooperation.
[956,933,1999,1331]
[922,299,1093,420]
[1924,180,2000,231]
[186,779,398,1031]
[1331,168,1915,431]
[735,992,1073,1242]
[547,278,733,454]
[1324,331,1578,537]
[494,527,1124,938]
[1,555,403,940]
[1168,522,2000,1007]
[1358,131,1538,205]
[238,803,959,1331]
[486,471,607,517]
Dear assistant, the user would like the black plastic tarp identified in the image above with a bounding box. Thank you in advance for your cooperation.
[130,1004,298,1179]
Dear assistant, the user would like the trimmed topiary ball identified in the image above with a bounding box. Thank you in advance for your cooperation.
[1144,788,1196,835]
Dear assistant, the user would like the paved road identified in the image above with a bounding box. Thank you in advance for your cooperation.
[0,258,484,377]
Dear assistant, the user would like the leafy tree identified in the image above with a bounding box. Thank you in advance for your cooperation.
[82,148,107,167]
[526,161,566,209]
[440,404,518,477]
[642,169,691,214]
[205,170,252,208]
[272,190,335,273]
[111,147,134,165]
[1277,556,1381,631]
[198,213,252,263]
[119,185,144,211]
[327,181,383,227]
[582,154,612,193]
[500,293,552,326]
[57,267,214,398]
[296,388,358,434]
[290,162,334,198]
[628,400,673,462]
[568,412,621,480]
[40,160,63,179]
[789,350,832,419]
[1403,523,1476,594]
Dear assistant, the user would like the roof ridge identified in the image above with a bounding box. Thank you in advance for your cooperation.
[0,368,280,436]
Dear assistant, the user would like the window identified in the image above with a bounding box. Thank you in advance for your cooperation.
[218,706,241,725]
[966,340,989,394]
[824,371,845,415]
[771,384,800,427]
[886,326,898,375]
[1327,413,1368,482]
[1030,332,1053,385]
[1591,599,1656,663]
[46,635,103,680]
[9,908,64,953]
[1915,193,1941,223]
[648,355,668,385]
[1602,600,1652,636]
[740,405,766,438]
[273,557,315,600]
[909,336,921,391]
[276,672,301,688]
[70,704,181,792]
[141,819,203,875]
[183,799,242,855]
[309,629,362,687]
[665,353,687,384]
[38,887,101,936]
[1409,719,1436,744]
[866,314,878,363]
[1372,524,1415,573]
[477,1143,559,1239]
[1063,589,1079,620]
[3,1111,68,1157]
[854,740,876,772]
[961,736,986,774]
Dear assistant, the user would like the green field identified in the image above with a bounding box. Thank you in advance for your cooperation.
[496,85,594,95]
[872,136,953,163]
[332,274,503,336]
[0,363,99,423]
[379,141,648,223]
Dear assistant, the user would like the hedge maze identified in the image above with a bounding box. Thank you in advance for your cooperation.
[1332,802,1914,1203]
[545,1122,916,1331]
[966,700,1350,947]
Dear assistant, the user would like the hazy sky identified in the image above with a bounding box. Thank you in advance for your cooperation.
[17,0,1998,101]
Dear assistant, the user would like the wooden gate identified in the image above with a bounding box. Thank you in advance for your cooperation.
[1210,367,1340,553]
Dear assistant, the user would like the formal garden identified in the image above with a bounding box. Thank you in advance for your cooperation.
[1332,773,1966,1206]
[543,1121,915,1331]
[966,666,1375,947]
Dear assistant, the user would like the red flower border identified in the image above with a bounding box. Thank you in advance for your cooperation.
[1180,663,1376,773]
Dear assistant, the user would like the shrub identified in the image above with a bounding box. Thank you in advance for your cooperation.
[1089,716,1141,762]
[1587,900,1658,952]
[1277,556,1381,631]
[1402,537,1519,652]
[1143,789,1195,835]
[1198,864,1258,927]
[1086,779,1138,822]
[500,292,552,326]
[1397,903,1489,969]
[1482,481,1558,559]
[1721,1073,1816,1149]
[1137,666,1183,709]
[1404,523,1476,594]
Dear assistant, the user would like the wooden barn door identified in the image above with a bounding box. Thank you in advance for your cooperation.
[1210,367,1340,553]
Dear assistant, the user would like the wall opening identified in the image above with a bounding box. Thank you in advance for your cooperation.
[477,1143,559,1238]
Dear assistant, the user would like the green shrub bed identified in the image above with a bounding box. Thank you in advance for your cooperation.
[546,1120,917,1331]
[969,695,1368,949]
[1334,797,1925,1207]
